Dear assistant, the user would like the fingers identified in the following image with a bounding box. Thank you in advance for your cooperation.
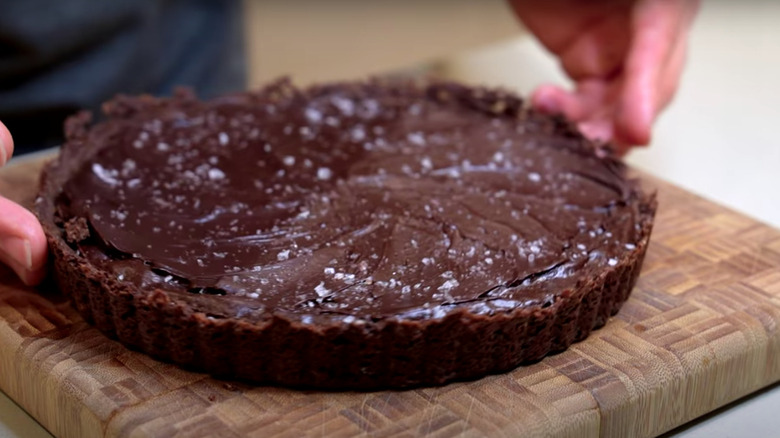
[532,84,586,120]
[557,11,633,81]
[616,0,700,146]
[527,0,699,151]
[0,196,48,285]
[653,1,698,114]
[532,80,620,145]
[656,33,688,112]
[0,122,47,285]
[0,121,13,166]
[615,1,674,145]
[578,119,614,144]
[534,80,611,118]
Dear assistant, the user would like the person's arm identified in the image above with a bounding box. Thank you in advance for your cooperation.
[509,0,700,154]
[0,122,47,285]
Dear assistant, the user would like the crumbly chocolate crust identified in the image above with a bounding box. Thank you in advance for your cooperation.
[37,79,656,389]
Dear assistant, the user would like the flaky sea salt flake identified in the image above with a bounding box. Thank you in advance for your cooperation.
[317,167,333,180]
[438,279,459,292]
[208,168,226,180]
[314,282,330,298]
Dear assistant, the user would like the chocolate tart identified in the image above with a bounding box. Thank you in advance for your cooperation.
[36,79,656,389]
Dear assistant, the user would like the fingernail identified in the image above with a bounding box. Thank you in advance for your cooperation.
[0,236,33,271]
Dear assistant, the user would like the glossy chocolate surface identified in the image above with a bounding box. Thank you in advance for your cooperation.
[59,81,645,322]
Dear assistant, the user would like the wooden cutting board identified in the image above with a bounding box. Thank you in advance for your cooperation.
[1,154,779,438]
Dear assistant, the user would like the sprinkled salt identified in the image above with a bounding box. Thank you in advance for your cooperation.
[277,249,290,261]
[421,157,433,170]
[608,258,618,266]
[324,267,335,275]
[528,172,541,182]
[283,156,296,166]
[208,168,226,180]
[438,279,460,291]
[121,159,136,174]
[305,107,322,123]
[332,96,355,115]
[91,163,120,186]
[111,210,127,221]
[314,281,330,297]
[218,132,229,145]
[350,126,366,142]
[317,167,333,180]
[422,257,434,266]
[299,126,313,138]
[407,132,426,146]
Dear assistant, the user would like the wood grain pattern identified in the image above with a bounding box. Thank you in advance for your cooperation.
[1,155,779,438]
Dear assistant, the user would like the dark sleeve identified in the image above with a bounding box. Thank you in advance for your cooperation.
[0,0,246,154]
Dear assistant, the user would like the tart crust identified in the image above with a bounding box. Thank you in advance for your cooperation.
[36,80,656,389]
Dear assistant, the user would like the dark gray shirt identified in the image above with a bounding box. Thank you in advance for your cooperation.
[0,0,246,154]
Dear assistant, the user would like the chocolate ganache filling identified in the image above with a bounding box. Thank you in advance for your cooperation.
[58,81,644,323]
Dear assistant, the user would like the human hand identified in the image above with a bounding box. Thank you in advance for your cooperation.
[509,0,700,154]
[0,122,47,285]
